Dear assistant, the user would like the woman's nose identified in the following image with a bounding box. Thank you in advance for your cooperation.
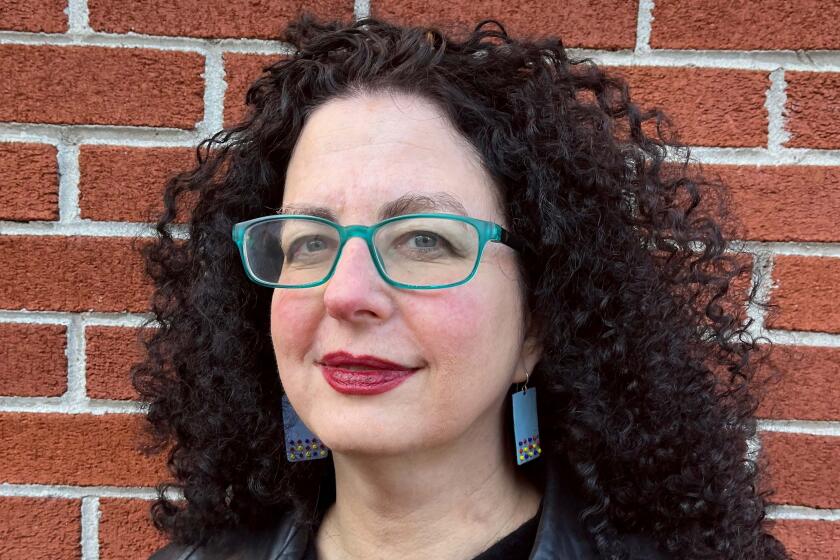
[322,238,394,323]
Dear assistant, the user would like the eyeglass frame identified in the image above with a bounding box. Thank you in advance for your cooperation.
[231,212,530,290]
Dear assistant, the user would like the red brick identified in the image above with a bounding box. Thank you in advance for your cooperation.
[0,497,80,559]
[99,498,168,560]
[0,45,204,128]
[761,432,840,509]
[614,67,769,148]
[0,412,168,486]
[0,0,66,33]
[371,0,639,50]
[0,323,66,397]
[89,0,354,39]
[79,146,197,223]
[785,72,840,150]
[86,326,150,401]
[756,346,840,422]
[769,520,840,560]
[651,1,840,51]
[707,165,840,243]
[767,256,840,334]
[223,53,284,127]
[0,142,59,221]
[0,236,152,313]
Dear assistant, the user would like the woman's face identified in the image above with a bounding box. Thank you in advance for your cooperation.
[271,91,541,457]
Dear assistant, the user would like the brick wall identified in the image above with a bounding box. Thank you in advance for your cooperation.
[1,1,838,558]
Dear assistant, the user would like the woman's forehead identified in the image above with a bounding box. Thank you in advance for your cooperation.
[282,95,503,223]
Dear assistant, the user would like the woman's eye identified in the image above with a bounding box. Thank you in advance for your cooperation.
[395,231,453,256]
[287,236,331,261]
[303,238,327,251]
[410,233,439,249]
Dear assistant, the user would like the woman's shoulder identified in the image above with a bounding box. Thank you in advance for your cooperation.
[148,511,305,560]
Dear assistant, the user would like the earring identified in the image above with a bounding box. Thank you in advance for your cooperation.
[512,366,542,466]
[281,393,330,462]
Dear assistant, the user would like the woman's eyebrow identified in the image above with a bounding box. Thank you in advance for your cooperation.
[277,191,469,221]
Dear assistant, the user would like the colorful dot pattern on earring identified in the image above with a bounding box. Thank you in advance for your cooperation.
[517,435,542,463]
[287,437,330,462]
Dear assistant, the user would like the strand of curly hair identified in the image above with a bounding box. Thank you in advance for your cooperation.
[131,12,790,559]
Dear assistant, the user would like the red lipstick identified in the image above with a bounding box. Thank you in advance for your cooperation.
[317,351,420,395]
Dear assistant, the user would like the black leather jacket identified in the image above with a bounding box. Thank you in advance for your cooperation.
[150,457,667,559]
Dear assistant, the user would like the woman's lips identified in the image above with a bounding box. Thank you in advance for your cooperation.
[317,351,421,395]
[319,365,419,395]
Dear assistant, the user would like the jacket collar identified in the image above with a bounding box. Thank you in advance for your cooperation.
[527,454,597,559]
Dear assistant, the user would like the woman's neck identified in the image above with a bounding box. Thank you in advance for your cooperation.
[314,417,543,560]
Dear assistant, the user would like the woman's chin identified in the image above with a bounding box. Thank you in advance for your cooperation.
[316,429,428,459]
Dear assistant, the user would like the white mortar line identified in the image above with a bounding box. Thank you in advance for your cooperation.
[0,30,292,54]
[80,314,157,327]
[65,315,87,401]
[0,123,201,146]
[57,143,81,222]
[0,397,146,414]
[767,505,840,521]
[0,220,188,238]
[81,496,100,560]
[200,45,226,137]
[0,312,68,326]
[760,330,840,347]
[680,146,840,166]
[218,41,294,55]
[737,240,840,257]
[0,310,154,326]
[766,69,791,152]
[0,132,59,146]
[634,0,654,54]
[66,0,91,34]
[759,420,840,436]
[0,483,181,500]
[570,48,840,72]
[354,0,371,20]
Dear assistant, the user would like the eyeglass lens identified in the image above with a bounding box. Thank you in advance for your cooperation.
[242,217,481,287]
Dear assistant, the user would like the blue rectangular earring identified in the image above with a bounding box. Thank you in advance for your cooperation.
[512,366,542,466]
[281,393,330,462]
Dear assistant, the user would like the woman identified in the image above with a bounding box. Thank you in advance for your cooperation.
[138,13,790,560]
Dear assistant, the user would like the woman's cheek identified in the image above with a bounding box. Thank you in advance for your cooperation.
[408,290,488,369]
[270,291,320,369]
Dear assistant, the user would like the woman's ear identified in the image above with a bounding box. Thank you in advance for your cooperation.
[522,332,543,376]
[514,317,543,384]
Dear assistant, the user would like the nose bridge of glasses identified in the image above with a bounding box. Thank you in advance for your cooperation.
[333,223,381,270]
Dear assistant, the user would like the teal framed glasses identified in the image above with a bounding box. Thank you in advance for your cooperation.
[231,212,528,290]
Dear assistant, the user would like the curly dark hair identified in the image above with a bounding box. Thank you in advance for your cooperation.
[132,12,790,559]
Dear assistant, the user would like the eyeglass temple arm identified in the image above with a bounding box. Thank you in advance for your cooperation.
[497,227,533,255]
